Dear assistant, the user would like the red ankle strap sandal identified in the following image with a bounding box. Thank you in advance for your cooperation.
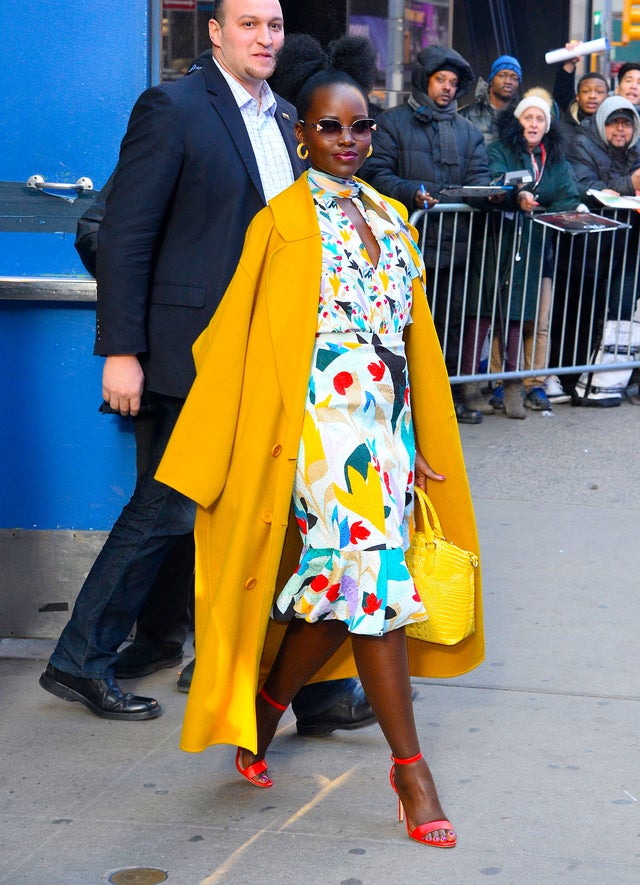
[389,752,457,848]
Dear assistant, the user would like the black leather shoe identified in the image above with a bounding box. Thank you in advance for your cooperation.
[454,401,483,424]
[177,658,195,693]
[115,641,183,678]
[39,663,162,720]
[295,682,377,737]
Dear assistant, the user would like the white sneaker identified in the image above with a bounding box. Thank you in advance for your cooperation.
[544,375,571,404]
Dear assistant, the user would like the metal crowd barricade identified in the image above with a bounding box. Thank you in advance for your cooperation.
[409,203,640,387]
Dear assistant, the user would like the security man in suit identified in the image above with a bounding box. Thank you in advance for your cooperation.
[40,0,375,735]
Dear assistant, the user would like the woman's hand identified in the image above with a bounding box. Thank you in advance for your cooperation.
[414,448,445,490]
[517,189,539,212]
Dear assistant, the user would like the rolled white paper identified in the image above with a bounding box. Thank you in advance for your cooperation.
[545,37,609,65]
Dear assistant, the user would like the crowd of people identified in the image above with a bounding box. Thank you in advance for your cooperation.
[38,0,638,853]
[361,43,640,421]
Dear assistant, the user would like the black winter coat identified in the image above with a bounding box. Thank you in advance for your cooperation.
[566,116,640,204]
[360,102,490,267]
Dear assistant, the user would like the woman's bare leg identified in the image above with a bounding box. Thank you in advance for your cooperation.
[239,618,348,777]
[351,628,454,843]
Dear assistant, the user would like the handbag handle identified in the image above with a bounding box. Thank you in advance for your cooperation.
[413,486,445,543]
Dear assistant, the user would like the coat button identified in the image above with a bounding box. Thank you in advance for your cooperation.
[244,577,257,590]
[271,444,282,457]
[262,510,273,524]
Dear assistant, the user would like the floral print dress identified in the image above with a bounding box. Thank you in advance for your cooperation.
[272,170,428,636]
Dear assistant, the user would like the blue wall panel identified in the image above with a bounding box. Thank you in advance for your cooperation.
[0,302,137,529]
[0,232,86,278]
[0,0,150,191]
[0,1,154,531]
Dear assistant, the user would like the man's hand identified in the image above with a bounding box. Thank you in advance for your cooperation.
[562,40,582,72]
[414,187,439,210]
[102,354,145,416]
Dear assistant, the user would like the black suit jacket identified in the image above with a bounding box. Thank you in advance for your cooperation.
[95,56,305,398]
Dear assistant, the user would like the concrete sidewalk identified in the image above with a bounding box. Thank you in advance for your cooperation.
[1,399,639,884]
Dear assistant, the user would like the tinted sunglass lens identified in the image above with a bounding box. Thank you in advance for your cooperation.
[313,119,376,137]
[318,120,343,135]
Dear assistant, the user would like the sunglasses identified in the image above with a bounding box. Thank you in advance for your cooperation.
[301,118,377,140]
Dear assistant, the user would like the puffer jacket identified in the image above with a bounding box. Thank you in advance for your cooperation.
[566,95,640,203]
[459,78,516,145]
[459,79,498,144]
[360,108,489,267]
[360,44,488,268]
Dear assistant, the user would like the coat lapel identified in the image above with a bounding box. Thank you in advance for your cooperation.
[266,175,321,419]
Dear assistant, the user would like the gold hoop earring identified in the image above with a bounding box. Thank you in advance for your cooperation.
[366,144,373,158]
[297,143,309,160]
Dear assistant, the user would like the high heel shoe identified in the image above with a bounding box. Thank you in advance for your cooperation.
[235,688,288,788]
[389,752,457,848]
[235,747,272,788]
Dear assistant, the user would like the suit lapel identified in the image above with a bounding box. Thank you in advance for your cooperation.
[201,59,266,203]
[275,101,307,179]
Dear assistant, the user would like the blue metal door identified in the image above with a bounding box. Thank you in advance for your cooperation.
[0,0,160,635]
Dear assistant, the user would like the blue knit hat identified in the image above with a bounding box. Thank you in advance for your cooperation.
[489,55,522,84]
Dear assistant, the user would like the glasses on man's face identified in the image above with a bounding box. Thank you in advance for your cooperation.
[301,118,377,140]
[607,119,634,128]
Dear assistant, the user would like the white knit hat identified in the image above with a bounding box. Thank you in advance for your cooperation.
[514,96,551,133]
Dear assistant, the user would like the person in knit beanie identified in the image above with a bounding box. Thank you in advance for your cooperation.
[460,53,523,145]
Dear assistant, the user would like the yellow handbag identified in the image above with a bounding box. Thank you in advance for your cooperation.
[405,486,478,645]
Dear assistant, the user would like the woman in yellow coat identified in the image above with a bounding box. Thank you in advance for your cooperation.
[157,35,483,848]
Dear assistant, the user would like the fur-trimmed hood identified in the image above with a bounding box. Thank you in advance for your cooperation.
[495,107,566,162]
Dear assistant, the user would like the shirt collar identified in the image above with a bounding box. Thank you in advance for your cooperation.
[212,56,277,116]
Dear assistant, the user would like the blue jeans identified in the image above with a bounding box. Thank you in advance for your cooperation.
[51,396,196,678]
[131,410,195,649]
[291,678,357,717]
[50,395,358,716]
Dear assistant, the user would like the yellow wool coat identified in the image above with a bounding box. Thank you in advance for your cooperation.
[156,173,484,754]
